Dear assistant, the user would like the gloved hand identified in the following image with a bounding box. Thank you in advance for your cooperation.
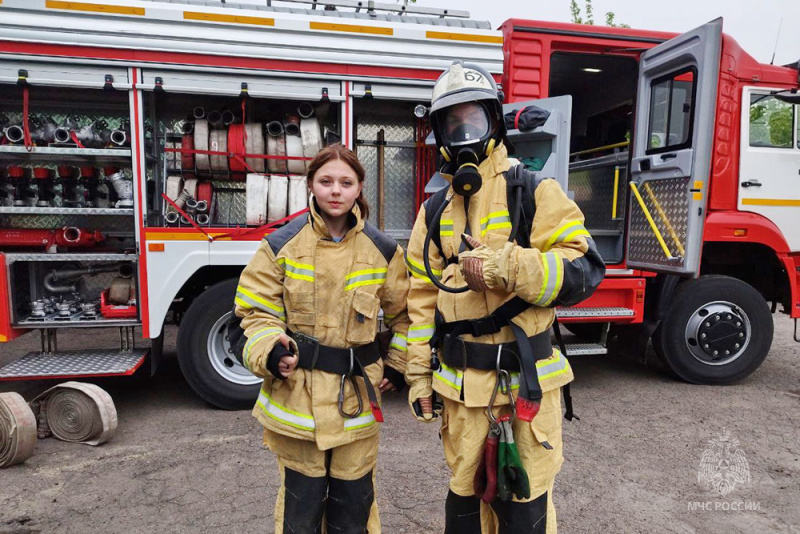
[265,333,299,379]
[408,381,442,423]
[458,235,514,291]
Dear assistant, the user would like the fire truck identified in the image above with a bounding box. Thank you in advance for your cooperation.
[0,0,797,410]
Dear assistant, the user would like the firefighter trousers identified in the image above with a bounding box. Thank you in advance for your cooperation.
[264,429,381,534]
[440,388,564,534]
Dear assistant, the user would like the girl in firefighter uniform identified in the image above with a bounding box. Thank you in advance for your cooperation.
[234,144,410,534]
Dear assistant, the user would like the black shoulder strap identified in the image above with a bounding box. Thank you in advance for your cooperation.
[362,222,398,264]
[504,164,540,249]
[265,214,307,255]
[423,186,450,256]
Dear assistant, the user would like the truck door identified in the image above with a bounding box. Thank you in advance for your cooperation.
[627,19,722,275]
[738,87,800,252]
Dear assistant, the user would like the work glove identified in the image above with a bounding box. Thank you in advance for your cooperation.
[458,235,515,292]
[265,334,299,380]
[501,419,530,500]
[474,423,501,503]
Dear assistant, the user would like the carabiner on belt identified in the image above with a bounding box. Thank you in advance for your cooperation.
[487,345,516,424]
[338,348,363,419]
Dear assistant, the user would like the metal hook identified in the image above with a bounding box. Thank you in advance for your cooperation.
[338,374,363,419]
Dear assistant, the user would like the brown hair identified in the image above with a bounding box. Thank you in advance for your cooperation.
[306,144,370,219]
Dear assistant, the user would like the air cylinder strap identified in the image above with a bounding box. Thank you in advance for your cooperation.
[0,392,37,467]
[29,382,117,446]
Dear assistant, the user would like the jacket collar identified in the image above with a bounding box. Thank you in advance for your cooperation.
[309,197,365,241]
[479,141,512,179]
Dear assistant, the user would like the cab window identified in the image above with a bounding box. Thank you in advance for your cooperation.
[646,68,696,154]
[749,94,795,148]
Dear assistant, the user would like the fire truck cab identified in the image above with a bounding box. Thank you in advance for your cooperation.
[502,17,800,383]
[0,1,797,409]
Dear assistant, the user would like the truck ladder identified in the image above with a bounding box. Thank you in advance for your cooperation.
[259,0,470,18]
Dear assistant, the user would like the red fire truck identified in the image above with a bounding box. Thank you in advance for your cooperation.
[0,0,797,409]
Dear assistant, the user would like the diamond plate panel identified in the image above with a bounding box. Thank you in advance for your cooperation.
[0,213,135,233]
[359,145,416,231]
[0,349,147,378]
[628,177,690,268]
[569,162,627,232]
[210,180,247,226]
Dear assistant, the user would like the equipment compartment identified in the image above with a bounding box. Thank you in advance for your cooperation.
[144,89,341,228]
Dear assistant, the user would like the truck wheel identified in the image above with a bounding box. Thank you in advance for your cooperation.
[177,278,261,410]
[652,275,772,384]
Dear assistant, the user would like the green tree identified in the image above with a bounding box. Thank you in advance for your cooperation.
[570,0,630,28]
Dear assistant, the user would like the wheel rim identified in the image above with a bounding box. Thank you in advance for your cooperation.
[206,312,262,386]
[684,301,751,366]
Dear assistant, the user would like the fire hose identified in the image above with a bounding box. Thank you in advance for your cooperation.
[0,392,37,467]
[29,382,117,446]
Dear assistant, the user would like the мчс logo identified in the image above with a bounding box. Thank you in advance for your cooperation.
[697,429,751,496]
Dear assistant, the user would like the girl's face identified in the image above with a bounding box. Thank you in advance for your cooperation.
[309,158,362,219]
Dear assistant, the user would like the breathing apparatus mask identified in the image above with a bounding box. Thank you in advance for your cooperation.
[421,61,512,293]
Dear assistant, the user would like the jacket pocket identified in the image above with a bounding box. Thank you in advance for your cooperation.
[345,290,380,345]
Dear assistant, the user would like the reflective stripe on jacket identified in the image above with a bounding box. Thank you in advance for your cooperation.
[405,143,604,408]
[235,201,410,450]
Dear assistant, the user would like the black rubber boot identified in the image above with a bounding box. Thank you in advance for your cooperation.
[326,471,374,534]
[444,490,482,534]
[282,467,327,534]
[490,491,548,534]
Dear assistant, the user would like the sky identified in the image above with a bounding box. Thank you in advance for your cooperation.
[417,0,800,67]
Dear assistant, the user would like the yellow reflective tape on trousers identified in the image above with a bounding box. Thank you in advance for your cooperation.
[480,210,512,235]
[235,286,286,320]
[533,252,563,307]
[389,333,408,352]
[344,411,376,431]
[345,268,387,291]
[257,389,315,431]
[243,327,283,369]
[434,362,463,392]
[545,220,590,250]
[405,254,441,284]
[277,257,315,282]
[408,324,435,343]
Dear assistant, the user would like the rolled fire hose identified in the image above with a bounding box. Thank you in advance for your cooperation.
[194,119,210,171]
[300,117,322,173]
[245,123,266,173]
[165,175,185,209]
[288,175,308,215]
[0,392,37,468]
[29,382,117,446]
[183,178,198,201]
[267,121,287,174]
[209,130,228,172]
[246,173,269,226]
[285,133,305,175]
[268,175,288,223]
[181,134,195,170]
[228,124,247,174]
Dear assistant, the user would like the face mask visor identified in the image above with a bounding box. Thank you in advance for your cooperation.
[441,103,491,148]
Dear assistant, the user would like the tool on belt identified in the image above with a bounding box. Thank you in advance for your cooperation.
[292,332,384,422]
[473,352,531,502]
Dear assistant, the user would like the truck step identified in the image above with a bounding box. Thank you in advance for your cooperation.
[563,343,608,356]
[557,306,635,318]
[0,349,147,380]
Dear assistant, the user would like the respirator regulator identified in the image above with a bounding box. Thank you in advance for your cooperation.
[421,60,508,293]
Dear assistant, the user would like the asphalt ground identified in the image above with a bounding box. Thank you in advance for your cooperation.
[0,316,798,533]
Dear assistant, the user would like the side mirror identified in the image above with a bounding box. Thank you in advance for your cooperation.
[773,89,800,105]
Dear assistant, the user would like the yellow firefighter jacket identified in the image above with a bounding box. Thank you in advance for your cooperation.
[405,143,602,412]
[235,201,410,450]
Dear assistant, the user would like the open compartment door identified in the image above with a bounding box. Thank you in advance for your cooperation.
[626,19,722,275]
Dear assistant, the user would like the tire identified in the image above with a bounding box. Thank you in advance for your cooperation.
[652,275,772,384]
[562,323,604,340]
[177,278,261,409]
